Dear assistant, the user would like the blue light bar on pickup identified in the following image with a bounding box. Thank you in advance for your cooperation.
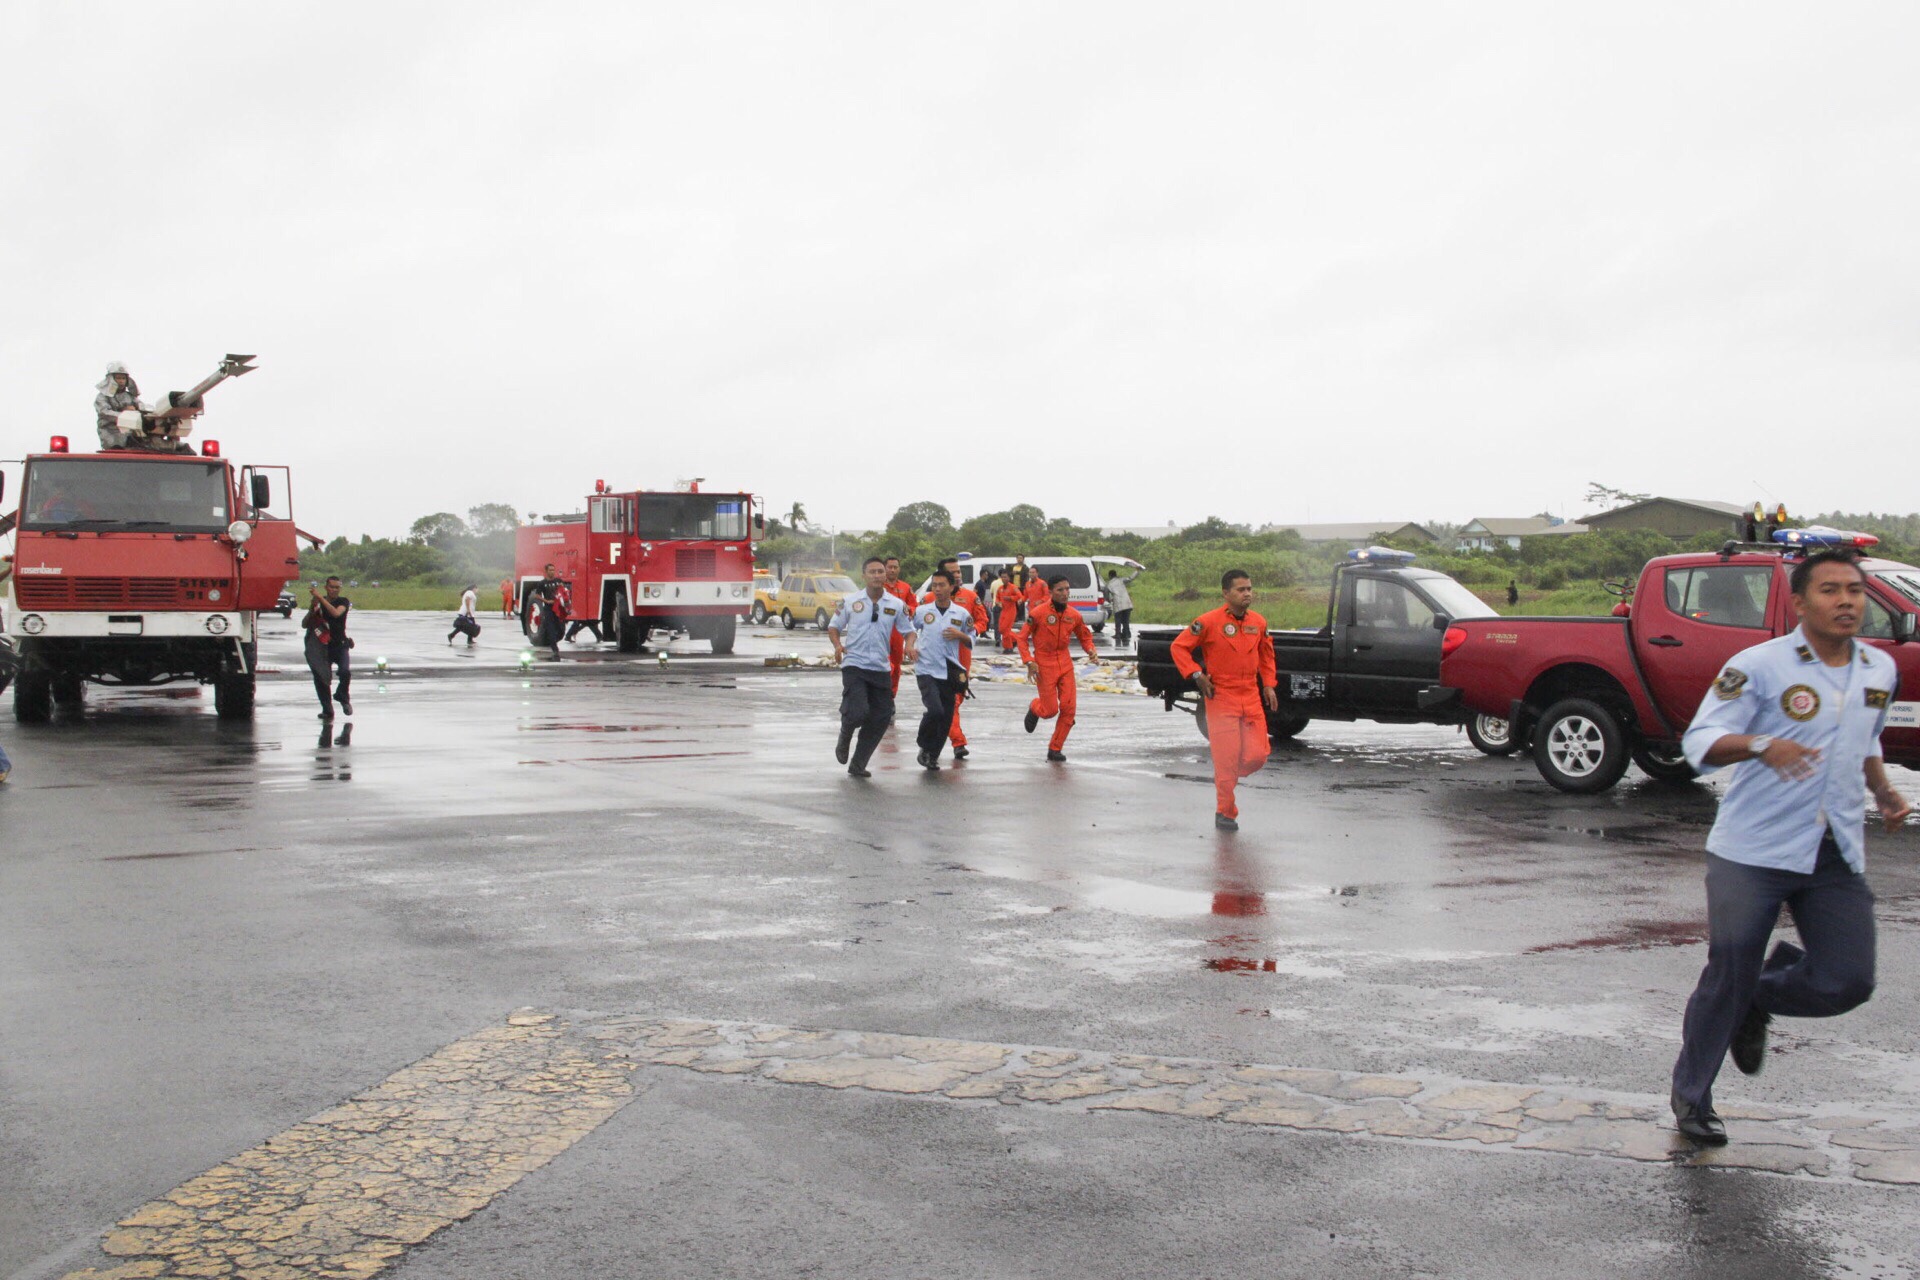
[1347,546,1417,565]
[1772,526,1880,549]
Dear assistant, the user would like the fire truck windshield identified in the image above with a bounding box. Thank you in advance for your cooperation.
[634,495,750,541]
[20,457,230,533]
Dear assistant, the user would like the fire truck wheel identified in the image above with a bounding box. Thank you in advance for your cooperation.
[14,670,52,724]
[781,609,796,630]
[1532,696,1630,794]
[215,673,256,719]
[521,603,537,639]
[709,614,737,654]
[617,614,646,653]
[52,674,86,705]
[751,602,768,625]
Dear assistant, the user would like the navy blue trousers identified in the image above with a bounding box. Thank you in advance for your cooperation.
[1672,836,1876,1110]
[839,667,894,770]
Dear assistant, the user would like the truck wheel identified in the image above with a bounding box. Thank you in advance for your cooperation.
[781,609,796,630]
[521,602,537,639]
[1266,711,1310,743]
[1193,706,1210,740]
[215,672,256,719]
[709,614,737,655]
[1631,740,1698,785]
[751,602,768,625]
[618,613,646,653]
[1532,697,1629,794]
[52,674,86,706]
[1466,713,1523,756]
[15,671,52,724]
[814,608,830,629]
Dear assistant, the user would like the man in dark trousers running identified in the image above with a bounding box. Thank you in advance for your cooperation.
[1669,549,1910,1144]
[827,558,917,778]
[911,569,974,770]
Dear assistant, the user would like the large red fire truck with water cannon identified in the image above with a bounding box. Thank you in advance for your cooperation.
[1,356,309,722]
[512,480,762,654]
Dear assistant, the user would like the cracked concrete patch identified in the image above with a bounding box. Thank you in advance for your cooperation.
[60,1008,1920,1279]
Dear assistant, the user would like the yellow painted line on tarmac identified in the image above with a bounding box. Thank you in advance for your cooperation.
[60,1011,632,1280]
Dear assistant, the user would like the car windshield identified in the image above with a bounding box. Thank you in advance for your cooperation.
[816,576,857,593]
[1874,570,1920,609]
[1418,576,1499,621]
[20,457,230,533]
[633,495,750,540]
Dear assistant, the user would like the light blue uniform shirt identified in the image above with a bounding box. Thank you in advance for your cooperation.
[829,589,914,674]
[912,599,974,678]
[1682,626,1897,873]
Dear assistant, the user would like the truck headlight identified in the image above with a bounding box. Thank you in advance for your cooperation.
[20,614,46,635]
[227,520,254,544]
[731,584,748,597]
[205,614,230,634]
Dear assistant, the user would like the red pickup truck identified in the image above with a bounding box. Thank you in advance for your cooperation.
[1430,547,1920,793]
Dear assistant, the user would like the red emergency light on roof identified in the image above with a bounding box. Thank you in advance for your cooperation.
[49,435,69,453]
[595,479,607,494]
[201,440,220,457]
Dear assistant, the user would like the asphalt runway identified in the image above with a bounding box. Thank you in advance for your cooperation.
[4,611,1918,1279]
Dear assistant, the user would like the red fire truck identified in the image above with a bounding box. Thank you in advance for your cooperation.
[1,358,304,721]
[512,482,761,654]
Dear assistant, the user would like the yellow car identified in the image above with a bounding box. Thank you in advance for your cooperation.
[763,571,859,629]
[748,572,779,622]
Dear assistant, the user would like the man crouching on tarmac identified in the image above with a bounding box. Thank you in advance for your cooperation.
[1669,548,1910,1144]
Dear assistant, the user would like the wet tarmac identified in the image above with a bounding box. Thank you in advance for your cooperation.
[4,611,1919,1278]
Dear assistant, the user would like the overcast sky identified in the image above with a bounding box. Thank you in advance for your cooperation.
[5,4,1916,542]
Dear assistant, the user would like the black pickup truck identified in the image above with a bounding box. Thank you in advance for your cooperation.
[1136,552,1503,747]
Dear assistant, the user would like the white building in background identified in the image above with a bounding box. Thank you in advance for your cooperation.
[1455,516,1587,552]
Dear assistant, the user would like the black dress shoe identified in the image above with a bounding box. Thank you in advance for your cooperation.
[917,750,940,770]
[952,744,969,760]
[1024,709,1039,734]
[847,765,871,779]
[1672,1090,1728,1145]
[1731,1003,1771,1075]
[1046,750,1066,762]
[835,726,854,765]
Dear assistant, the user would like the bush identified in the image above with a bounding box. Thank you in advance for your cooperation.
[1536,566,1567,591]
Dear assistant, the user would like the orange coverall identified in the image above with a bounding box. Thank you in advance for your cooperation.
[499,577,514,617]
[885,579,917,694]
[1017,600,1097,752]
[996,573,1025,651]
[1170,607,1277,820]
[947,585,990,747]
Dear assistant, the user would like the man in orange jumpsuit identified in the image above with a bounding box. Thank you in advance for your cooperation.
[936,557,991,758]
[1018,575,1098,762]
[499,576,514,618]
[995,568,1021,652]
[1171,569,1279,830]
[883,556,916,695]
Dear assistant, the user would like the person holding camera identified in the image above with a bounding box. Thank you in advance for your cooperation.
[304,576,353,720]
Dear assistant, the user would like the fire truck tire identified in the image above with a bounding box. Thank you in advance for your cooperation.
[15,670,52,724]
[617,614,646,653]
[1466,713,1523,756]
[709,615,737,654]
[781,609,796,630]
[751,602,768,625]
[521,602,537,639]
[215,673,256,719]
[52,674,86,705]
[1532,697,1630,794]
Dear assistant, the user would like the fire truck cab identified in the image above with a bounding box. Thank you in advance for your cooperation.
[2,436,302,722]
[513,484,761,654]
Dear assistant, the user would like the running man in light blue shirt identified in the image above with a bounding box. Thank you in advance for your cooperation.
[1670,550,1911,1145]
[828,557,917,778]
[910,569,975,770]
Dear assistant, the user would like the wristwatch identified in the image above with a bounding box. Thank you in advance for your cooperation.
[1749,735,1774,759]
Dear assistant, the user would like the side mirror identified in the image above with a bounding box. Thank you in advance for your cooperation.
[1895,613,1916,645]
[1432,614,1451,631]
[754,512,766,537]
[251,473,271,510]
